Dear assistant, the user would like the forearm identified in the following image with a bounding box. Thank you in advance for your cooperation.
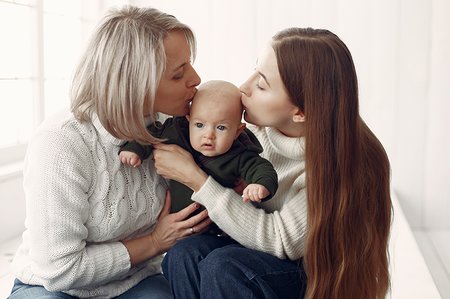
[182,164,208,192]
[122,233,164,267]
[192,177,307,260]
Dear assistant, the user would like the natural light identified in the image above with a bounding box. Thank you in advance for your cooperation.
[0,0,111,165]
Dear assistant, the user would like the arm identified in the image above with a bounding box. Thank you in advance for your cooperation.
[238,153,278,201]
[119,140,153,162]
[192,177,307,260]
[23,130,130,290]
[23,130,210,291]
[152,143,306,260]
[123,193,211,266]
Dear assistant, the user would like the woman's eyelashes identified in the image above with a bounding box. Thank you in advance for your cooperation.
[172,72,184,80]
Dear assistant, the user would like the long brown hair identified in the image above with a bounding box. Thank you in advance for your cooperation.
[272,28,392,299]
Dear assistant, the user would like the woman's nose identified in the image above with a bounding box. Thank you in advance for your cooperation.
[187,65,201,88]
[239,74,255,97]
[239,82,249,96]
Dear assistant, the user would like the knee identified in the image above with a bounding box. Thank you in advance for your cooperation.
[162,238,195,273]
[198,245,250,279]
[164,235,206,263]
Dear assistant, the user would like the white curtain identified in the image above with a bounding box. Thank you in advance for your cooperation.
[130,0,450,229]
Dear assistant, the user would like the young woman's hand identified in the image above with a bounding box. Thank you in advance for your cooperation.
[153,143,208,192]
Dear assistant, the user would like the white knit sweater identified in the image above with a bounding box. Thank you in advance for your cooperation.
[192,124,308,260]
[12,111,167,298]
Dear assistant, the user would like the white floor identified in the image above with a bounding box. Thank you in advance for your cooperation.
[413,230,450,299]
[0,236,19,298]
[0,195,445,299]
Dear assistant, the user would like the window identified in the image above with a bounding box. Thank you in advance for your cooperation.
[0,0,126,165]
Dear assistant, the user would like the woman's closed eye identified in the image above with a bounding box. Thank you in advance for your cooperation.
[172,72,184,80]
[256,83,264,90]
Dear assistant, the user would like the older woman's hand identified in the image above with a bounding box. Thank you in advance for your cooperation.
[123,191,211,266]
[151,191,211,250]
[153,143,208,192]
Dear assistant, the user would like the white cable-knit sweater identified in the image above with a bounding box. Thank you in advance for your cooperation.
[12,111,168,298]
[192,124,308,260]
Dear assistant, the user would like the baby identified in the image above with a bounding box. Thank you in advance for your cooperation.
[119,80,278,212]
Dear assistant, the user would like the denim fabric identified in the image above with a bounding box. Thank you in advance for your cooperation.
[8,274,173,299]
[162,234,307,299]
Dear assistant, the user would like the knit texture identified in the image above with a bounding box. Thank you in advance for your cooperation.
[12,111,167,298]
[192,124,307,260]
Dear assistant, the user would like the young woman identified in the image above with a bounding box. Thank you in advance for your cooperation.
[153,28,392,299]
[9,6,211,299]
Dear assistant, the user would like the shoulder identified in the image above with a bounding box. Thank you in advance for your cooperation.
[28,110,93,165]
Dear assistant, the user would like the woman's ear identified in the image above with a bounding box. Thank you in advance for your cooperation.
[235,123,246,139]
[292,108,305,123]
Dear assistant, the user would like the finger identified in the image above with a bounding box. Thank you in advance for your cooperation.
[183,209,209,229]
[153,143,174,151]
[185,217,212,237]
[257,189,262,198]
[172,202,201,221]
[194,217,213,234]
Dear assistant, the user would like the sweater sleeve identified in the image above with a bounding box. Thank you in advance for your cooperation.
[191,176,307,260]
[22,129,131,291]
[238,153,278,200]
[119,140,153,160]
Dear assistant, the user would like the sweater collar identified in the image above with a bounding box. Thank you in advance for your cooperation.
[91,114,124,146]
[265,126,305,161]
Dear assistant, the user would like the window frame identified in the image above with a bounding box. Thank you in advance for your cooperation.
[0,0,124,167]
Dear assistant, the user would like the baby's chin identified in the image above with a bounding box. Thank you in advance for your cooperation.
[196,148,229,157]
[199,150,221,157]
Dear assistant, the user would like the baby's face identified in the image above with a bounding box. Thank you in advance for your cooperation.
[188,98,243,157]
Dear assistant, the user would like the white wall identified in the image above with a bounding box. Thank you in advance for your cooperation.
[0,175,25,243]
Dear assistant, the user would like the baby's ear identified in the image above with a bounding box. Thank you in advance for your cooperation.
[235,123,246,138]
[185,114,190,122]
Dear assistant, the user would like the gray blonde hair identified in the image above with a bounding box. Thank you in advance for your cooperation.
[71,5,196,144]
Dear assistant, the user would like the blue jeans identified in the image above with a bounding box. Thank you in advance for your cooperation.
[8,274,173,299]
[162,234,307,299]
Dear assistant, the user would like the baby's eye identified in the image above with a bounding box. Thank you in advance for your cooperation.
[195,122,203,128]
[217,125,226,131]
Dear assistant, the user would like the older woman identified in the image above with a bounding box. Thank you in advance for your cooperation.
[9,6,210,299]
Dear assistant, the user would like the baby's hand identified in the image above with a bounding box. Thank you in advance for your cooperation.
[242,184,270,203]
[119,151,142,167]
